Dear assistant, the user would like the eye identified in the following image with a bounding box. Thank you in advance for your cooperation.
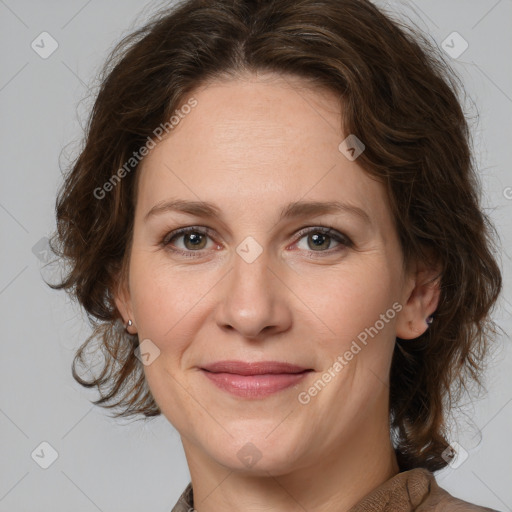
[161,226,217,257]
[292,226,352,255]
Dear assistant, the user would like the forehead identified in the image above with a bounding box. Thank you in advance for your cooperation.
[135,74,391,228]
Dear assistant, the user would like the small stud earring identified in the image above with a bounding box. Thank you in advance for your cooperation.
[125,319,133,333]
[426,315,434,325]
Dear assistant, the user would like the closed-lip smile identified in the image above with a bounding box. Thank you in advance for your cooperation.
[200,360,313,398]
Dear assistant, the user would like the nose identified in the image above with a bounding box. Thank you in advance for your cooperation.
[214,248,292,340]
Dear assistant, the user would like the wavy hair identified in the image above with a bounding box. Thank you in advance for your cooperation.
[49,0,503,471]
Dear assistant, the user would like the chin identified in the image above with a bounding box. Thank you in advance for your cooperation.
[202,431,309,476]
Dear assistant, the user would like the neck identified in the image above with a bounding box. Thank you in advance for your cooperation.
[181,418,399,512]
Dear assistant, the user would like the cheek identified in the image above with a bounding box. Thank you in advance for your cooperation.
[295,259,398,345]
[297,260,400,391]
[128,251,218,356]
[127,254,206,424]
[129,254,189,339]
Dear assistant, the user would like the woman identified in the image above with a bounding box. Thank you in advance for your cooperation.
[50,0,503,510]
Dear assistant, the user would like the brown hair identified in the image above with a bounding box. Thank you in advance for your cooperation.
[49,0,503,471]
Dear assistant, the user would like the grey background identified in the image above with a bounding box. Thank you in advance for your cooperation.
[0,0,511,510]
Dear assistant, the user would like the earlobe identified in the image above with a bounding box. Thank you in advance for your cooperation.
[113,276,137,334]
[395,260,441,340]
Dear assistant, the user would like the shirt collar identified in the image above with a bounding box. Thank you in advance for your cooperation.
[169,467,496,511]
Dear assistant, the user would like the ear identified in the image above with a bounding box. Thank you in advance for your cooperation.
[113,269,137,335]
[395,255,441,340]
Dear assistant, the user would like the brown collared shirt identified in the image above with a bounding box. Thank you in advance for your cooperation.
[170,468,501,511]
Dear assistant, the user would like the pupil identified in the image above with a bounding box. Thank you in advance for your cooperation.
[310,233,328,250]
[187,233,203,247]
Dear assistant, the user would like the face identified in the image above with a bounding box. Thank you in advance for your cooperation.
[115,73,431,476]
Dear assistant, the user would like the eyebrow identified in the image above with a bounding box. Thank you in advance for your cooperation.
[144,199,371,225]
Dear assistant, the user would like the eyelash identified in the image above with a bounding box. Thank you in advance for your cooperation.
[160,225,353,259]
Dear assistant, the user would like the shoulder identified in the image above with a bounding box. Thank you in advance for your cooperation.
[349,467,501,512]
[405,468,500,512]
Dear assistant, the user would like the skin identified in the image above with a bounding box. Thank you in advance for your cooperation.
[115,72,440,512]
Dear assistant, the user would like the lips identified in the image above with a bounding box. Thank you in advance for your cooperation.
[200,360,313,398]
[201,360,310,375]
